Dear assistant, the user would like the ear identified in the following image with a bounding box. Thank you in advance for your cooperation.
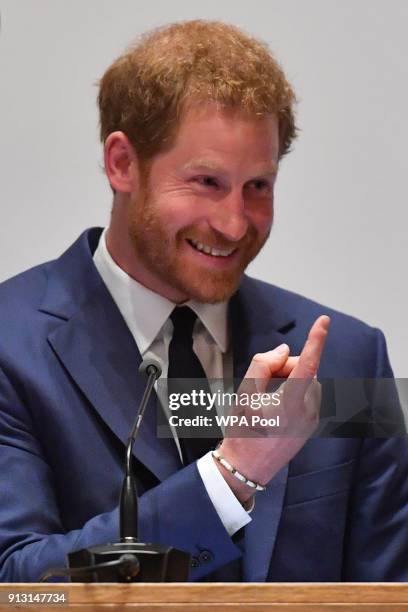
[104,131,139,193]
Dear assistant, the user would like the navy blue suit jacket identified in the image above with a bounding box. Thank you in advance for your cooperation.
[0,228,407,582]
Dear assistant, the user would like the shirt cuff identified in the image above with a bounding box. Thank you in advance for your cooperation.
[197,451,252,537]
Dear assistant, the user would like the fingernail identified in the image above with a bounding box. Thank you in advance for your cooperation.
[275,343,289,355]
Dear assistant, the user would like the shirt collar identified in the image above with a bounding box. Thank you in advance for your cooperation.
[93,229,228,354]
[188,300,228,353]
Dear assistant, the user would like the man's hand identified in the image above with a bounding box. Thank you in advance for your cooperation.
[215,315,330,503]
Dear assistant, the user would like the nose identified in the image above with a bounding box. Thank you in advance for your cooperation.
[208,190,248,243]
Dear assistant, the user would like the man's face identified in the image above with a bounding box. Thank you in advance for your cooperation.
[128,103,280,303]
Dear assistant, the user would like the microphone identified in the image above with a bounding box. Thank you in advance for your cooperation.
[120,359,162,541]
[41,358,190,583]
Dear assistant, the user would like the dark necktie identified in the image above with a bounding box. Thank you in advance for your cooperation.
[167,306,222,464]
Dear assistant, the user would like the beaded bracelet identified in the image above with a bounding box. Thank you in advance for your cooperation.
[212,448,266,492]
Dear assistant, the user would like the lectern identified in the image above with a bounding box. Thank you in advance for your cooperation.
[0,583,407,611]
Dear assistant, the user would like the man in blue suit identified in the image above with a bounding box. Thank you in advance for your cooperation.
[0,20,407,582]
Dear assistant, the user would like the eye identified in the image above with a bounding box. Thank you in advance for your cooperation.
[246,179,271,193]
[194,176,220,189]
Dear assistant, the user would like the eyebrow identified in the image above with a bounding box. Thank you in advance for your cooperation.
[182,158,278,176]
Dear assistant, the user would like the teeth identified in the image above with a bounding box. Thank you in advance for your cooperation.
[189,239,234,257]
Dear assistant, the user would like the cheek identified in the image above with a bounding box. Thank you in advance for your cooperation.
[246,200,274,234]
[156,194,205,232]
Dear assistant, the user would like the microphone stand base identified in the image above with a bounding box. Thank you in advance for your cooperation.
[68,540,191,582]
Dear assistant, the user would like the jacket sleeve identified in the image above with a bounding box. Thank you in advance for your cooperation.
[342,329,408,580]
[0,367,240,582]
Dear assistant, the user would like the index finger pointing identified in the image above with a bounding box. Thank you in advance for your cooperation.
[284,315,330,406]
[290,315,330,380]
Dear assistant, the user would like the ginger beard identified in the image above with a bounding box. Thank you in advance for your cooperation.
[128,184,271,303]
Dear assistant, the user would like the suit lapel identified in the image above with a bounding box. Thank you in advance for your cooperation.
[40,229,181,483]
[229,278,295,581]
[229,276,297,381]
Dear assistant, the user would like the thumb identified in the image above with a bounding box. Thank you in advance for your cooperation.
[242,343,290,393]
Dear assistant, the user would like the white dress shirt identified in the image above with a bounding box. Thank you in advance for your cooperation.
[93,229,251,536]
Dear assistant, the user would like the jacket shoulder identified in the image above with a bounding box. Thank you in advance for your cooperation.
[241,276,389,377]
[0,228,102,324]
[243,275,374,331]
[0,262,52,316]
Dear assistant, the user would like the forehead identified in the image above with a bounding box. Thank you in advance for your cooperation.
[168,102,280,169]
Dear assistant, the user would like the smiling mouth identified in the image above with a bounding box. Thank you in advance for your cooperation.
[187,238,236,258]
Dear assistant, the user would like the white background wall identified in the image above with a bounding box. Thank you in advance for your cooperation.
[1,0,407,375]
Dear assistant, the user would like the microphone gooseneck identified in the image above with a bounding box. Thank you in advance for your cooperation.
[120,359,162,541]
